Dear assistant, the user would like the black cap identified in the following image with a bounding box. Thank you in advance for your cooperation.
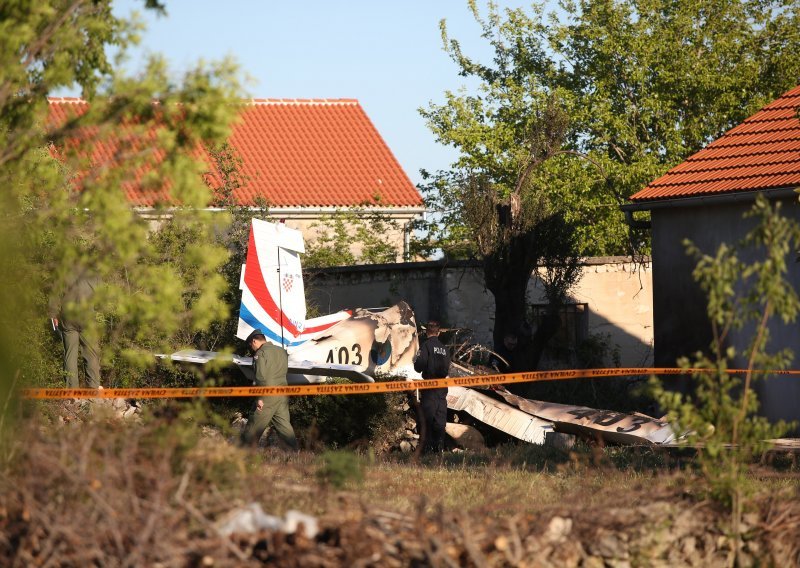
[245,329,266,344]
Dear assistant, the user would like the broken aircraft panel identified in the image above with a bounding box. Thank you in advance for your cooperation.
[446,386,553,445]
[443,354,680,446]
[289,302,419,381]
[495,388,679,445]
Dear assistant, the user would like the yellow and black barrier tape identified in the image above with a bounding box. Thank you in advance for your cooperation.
[19,366,800,400]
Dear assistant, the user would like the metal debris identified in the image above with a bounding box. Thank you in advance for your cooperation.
[446,386,553,445]
[214,503,318,539]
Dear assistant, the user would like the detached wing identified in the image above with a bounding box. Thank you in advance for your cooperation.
[495,389,679,445]
[164,349,372,384]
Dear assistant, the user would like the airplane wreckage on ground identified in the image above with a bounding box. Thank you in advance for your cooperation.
[167,219,684,448]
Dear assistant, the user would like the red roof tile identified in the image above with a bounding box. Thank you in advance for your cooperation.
[630,85,800,202]
[47,98,423,209]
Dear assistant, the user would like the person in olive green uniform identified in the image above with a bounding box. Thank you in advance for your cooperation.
[240,329,299,450]
[49,272,102,389]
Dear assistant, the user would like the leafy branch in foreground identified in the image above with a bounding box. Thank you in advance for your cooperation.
[0,0,243,428]
[650,195,798,553]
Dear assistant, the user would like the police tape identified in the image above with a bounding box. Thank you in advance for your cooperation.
[19,366,800,400]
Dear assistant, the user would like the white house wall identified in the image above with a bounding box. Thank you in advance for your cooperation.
[136,208,423,263]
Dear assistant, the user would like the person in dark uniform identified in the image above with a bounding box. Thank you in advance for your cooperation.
[240,329,299,450]
[413,321,451,454]
[489,331,523,373]
[49,271,102,389]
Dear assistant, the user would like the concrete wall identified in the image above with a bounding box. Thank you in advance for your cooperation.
[307,257,654,367]
[542,258,654,367]
[650,195,800,427]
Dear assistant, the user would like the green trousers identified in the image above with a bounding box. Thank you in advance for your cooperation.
[241,396,298,450]
[61,322,101,389]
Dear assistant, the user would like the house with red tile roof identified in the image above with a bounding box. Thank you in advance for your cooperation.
[48,97,425,260]
[622,85,800,427]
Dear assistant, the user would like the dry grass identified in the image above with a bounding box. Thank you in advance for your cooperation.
[1,403,799,566]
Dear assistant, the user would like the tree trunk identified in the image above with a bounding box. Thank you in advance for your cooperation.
[484,230,535,353]
[483,229,564,371]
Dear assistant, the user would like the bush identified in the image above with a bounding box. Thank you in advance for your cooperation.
[289,382,406,450]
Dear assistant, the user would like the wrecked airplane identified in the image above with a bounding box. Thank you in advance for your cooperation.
[167,219,420,385]
[169,219,678,448]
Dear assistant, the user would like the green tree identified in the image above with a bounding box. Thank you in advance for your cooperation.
[155,142,271,353]
[0,0,242,437]
[419,7,586,355]
[420,0,800,356]
[650,196,797,553]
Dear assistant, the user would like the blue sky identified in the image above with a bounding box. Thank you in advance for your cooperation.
[112,1,539,186]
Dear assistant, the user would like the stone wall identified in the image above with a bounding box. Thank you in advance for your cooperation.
[307,257,653,367]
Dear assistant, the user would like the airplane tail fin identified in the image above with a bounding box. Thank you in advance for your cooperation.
[236,219,350,348]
